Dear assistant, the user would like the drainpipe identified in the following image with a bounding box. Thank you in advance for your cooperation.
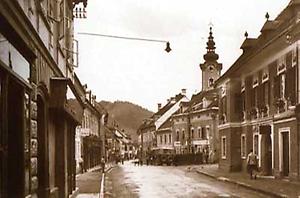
[187,111,192,154]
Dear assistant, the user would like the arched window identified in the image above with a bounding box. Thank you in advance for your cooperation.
[209,78,214,87]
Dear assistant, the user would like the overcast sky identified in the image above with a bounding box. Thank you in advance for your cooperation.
[74,0,290,112]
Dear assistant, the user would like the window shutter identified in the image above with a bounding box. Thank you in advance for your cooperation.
[274,75,280,99]
[245,76,253,111]
[235,93,243,121]
[286,51,292,69]
[286,67,296,105]
[258,71,263,107]
[265,81,270,106]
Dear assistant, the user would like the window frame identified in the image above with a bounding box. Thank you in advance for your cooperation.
[241,134,246,159]
[221,136,227,159]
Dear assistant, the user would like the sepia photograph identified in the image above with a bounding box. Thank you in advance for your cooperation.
[1,0,300,197]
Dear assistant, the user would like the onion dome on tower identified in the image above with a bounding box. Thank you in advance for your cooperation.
[203,27,219,62]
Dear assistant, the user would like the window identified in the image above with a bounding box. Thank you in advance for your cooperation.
[206,126,210,139]
[201,127,206,139]
[279,74,285,99]
[191,128,194,139]
[182,130,185,140]
[198,128,201,138]
[169,134,172,144]
[241,135,246,158]
[59,1,65,39]
[176,130,179,141]
[160,135,163,144]
[209,78,214,87]
[221,136,227,159]
[164,134,167,144]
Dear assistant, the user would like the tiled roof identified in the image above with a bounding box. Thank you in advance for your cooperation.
[153,94,185,117]
[157,117,172,131]
[190,89,218,106]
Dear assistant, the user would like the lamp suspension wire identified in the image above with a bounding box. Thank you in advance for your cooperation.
[77,32,168,43]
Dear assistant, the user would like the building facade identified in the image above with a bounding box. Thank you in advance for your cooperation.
[75,88,103,173]
[0,0,88,197]
[216,0,300,180]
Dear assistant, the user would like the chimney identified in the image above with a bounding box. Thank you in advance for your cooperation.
[157,103,162,111]
[181,88,186,95]
[83,84,88,90]
[86,90,91,102]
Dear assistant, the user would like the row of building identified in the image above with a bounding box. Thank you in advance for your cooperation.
[0,0,134,197]
[138,0,300,181]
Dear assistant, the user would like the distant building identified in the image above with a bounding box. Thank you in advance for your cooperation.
[137,91,189,161]
[172,27,221,157]
[75,87,103,173]
[215,0,300,180]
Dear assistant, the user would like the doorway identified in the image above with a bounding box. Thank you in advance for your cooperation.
[259,125,272,175]
[37,95,49,197]
[281,132,290,177]
[7,78,25,197]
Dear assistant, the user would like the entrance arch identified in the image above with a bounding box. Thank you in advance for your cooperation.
[37,87,50,197]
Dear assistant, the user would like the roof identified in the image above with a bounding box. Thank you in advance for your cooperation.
[215,1,296,85]
[157,117,172,131]
[190,88,218,106]
[260,20,278,32]
[153,93,185,117]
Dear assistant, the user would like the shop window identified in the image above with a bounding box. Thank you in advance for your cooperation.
[221,136,227,159]
[0,33,30,82]
[241,135,246,158]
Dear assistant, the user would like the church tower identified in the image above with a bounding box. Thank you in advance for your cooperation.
[200,27,222,91]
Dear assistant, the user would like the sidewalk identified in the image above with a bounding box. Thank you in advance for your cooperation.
[76,163,116,198]
[196,164,300,198]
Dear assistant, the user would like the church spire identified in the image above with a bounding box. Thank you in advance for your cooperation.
[203,27,219,62]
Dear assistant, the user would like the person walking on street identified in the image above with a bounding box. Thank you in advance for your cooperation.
[247,149,258,179]
[101,157,105,173]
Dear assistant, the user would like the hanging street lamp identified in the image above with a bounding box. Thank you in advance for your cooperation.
[77,32,172,53]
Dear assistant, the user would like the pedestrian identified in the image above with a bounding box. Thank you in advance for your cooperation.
[101,157,105,173]
[78,157,84,173]
[247,149,258,179]
[121,155,124,165]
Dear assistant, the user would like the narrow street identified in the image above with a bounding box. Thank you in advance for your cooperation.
[104,161,271,198]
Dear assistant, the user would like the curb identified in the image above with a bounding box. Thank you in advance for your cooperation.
[99,165,116,198]
[196,170,288,198]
